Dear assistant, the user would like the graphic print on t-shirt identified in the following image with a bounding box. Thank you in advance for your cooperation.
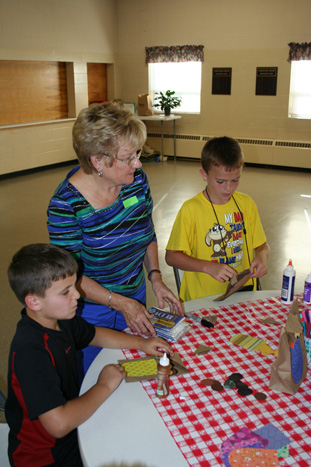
[205,210,244,267]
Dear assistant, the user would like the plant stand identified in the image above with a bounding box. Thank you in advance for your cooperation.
[137,115,182,162]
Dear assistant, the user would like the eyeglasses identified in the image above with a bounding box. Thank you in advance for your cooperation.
[103,149,142,166]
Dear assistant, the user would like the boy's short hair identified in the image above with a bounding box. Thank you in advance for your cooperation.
[201,136,244,173]
[8,244,78,304]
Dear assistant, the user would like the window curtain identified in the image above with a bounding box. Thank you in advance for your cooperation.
[287,42,311,62]
[145,45,204,63]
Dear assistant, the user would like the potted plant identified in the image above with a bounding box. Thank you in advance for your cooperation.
[153,90,182,116]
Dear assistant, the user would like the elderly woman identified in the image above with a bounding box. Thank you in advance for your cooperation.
[47,102,182,371]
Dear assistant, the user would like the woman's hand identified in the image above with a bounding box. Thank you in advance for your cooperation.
[119,297,156,337]
[151,276,183,315]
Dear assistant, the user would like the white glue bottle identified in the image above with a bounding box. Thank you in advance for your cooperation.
[156,353,171,399]
[303,272,311,305]
[281,259,296,304]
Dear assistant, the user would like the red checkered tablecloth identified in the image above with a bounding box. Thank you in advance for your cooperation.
[122,295,311,467]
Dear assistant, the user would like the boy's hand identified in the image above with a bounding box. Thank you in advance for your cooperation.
[97,364,126,393]
[250,258,268,278]
[206,262,237,282]
[250,243,270,278]
[139,336,174,358]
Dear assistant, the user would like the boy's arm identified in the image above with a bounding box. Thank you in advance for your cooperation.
[165,249,237,283]
[39,330,173,438]
[90,327,173,358]
[250,242,270,278]
[39,363,126,438]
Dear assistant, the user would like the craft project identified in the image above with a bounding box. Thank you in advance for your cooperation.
[119,353,189,382]
[230,333,278,357]
[119,356,158,382]
[258,317,280,325]
[269,299,308,394]
[220,427,269,454]
[214,269,252,301]
[228,447,279,466]
[244,307,280,326]
[277,445,290,458]
[194,344,213,355]
[220,427,269,467]
[220,423,291,467]
[170,353,189,376]
[254,423,291,450]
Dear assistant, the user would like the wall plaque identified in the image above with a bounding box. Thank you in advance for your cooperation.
[212,68,232,95]
[256,67,278,96]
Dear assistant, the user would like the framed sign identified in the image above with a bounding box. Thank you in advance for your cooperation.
[212,68,232,95]
[256,67,278,96]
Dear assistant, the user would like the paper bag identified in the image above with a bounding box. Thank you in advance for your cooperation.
[214,269,252,301]
[137,94,154,116]
[269,299,308,395]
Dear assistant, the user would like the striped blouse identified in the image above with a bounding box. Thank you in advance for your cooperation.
[47,166,156,304]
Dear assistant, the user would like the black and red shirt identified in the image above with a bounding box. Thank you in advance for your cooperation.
[6,310,95,466]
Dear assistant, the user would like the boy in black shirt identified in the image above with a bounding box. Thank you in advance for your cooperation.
[6,243,172,466]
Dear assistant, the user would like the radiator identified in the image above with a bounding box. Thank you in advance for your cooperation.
[146,133,311,169]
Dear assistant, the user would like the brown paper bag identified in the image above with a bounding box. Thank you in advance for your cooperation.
[269,299,308,395]
[214,269,252,301]
[137,94,154,116]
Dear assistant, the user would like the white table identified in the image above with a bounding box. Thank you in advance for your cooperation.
[78,290,278,467]
[138,115,181,161]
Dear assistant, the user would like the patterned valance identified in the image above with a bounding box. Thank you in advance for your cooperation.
[145,45,204,63]
[288,42,311,62]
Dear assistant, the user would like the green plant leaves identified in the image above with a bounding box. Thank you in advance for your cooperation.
[154,90,182,111]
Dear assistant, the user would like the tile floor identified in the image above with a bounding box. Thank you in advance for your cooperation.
[1,158,311,412]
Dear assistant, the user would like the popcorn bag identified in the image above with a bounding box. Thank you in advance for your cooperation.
[269,299,308,395]
[137,94,154,116]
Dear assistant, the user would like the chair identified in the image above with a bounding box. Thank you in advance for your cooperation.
[0,390,6,413]
[173,267,184,295]
[0,390,9,467]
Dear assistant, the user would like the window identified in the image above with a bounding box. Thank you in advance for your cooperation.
[148,62,202,114]
[288,60,311,119]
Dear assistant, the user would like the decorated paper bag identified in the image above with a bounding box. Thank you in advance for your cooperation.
[214,269,252,301]
[269,299,308,395]
[137,94,154,116]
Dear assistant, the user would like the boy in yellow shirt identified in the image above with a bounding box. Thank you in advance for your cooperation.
[166,136,270,302]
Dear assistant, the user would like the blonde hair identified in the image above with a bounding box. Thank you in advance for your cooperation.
[72,102,147,173]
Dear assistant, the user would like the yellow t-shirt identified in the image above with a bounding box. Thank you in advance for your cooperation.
[166,191,267,302]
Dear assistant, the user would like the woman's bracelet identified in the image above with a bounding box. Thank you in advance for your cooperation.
[147,269,162,281]
[108,289,112,311]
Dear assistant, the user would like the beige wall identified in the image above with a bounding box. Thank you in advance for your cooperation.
[0,0,117,175]
[115,0,311,167]
[0,0,310,174]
